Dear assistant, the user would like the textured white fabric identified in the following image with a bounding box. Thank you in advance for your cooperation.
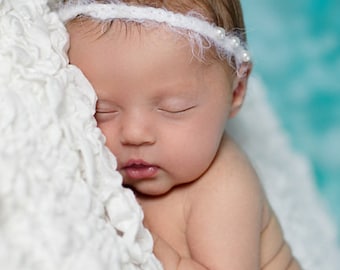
[0,0,162,269]
[1,0,340,269]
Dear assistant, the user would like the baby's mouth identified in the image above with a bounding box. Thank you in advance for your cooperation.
[122,160,159,180]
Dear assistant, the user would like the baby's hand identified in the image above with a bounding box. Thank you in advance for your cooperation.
[151,232,208,270]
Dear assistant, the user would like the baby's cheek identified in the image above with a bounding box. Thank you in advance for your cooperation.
[96,123,115,149]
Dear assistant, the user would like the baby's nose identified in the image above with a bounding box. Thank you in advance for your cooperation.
[120,112,155,146]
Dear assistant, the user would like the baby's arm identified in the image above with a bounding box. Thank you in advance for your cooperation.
[151,231,208,270]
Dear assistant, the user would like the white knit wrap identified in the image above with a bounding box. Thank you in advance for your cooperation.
[0,0,162,269]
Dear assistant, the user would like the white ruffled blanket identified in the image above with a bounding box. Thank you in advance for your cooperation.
[0,0,161,269]
[0,0,339,269]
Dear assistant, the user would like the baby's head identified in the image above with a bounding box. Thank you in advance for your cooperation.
[61,0,252,195]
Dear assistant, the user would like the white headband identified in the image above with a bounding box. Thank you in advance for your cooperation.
[58,1,251,75]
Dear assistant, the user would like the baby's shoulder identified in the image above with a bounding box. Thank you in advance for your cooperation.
[189,134,265,208]
[203,134,262,189]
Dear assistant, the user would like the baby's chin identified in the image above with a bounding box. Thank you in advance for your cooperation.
[125,181,175,198]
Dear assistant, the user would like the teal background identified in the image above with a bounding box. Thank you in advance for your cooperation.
[242,0,340,235]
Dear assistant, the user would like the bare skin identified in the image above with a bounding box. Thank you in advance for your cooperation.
[138,134,301,270]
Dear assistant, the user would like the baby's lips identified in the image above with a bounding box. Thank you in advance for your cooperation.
[123,164,159,180]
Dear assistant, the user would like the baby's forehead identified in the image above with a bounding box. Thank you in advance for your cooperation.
[69,18,228,70]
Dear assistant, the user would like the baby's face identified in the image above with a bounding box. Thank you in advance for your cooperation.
[68,20,236,196]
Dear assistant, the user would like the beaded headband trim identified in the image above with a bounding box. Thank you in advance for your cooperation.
[58,1,251,75]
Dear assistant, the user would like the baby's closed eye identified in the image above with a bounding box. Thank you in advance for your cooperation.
[157,96,197,116]
[95,100,120,121]
[157,105,196,114]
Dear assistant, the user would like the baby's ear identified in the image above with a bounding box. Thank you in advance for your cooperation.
[229,63,252,118]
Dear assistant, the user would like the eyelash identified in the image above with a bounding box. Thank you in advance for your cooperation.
[158,106,195,114]
[95,110,117,114]
[94,109,118,122]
